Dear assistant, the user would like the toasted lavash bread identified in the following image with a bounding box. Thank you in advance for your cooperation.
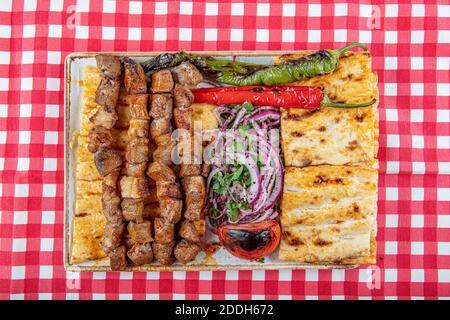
[76,180,102,196]
[279,165,377,264]
[71,66,106,263]
[281,107,378,167]
[276,52,379,167]
[273,51,378,104]
[71,215,107,264]
[192,103,218,130]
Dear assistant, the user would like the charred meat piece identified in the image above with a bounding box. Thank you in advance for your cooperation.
[102,195,123,225]
[201,163,211,178]
[123,58,147,95]
[129,94,149,120]
[173,84,194,109]
[88,126,114,153]
[125,137,150,164]
[150,118,172,141]
[94,147,123,176]
[127,243,153,266]
[121,198,144,222]
[90,107,118,130]
[179,164,202,177]
[151,69,174,93]
[170,62,203,89]
[148,141,157,162]
[152,142,174,167]
[109,245,128,271]
[102,222,125,254]
[147,162,177,182]
[102,169,120,197]
[154,218,175,244]
[120,176,151,199]
[127,220,153,244]
[152,241,175,265]
[184,208,204,222]
[156,181,182,200]
[173,106,192,132]
[122,232,136,250]
[150,94,173,119]
[152,132,171,146]
[96,55,121,80]
[179,220,201,243]
[148,178,156,188]
[174,240,201,264]
[129,119,149,138]
[171,164,181,176]
[143,187,158,204]
[142,203,160,220]
[125,161,148,177]
[182,176,206,221]
[116,105,131,129]
[160,197,182,224]
[95,78,121,108]
[151,132,175,148]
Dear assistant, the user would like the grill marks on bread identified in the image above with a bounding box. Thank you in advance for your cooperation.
[279,165,377,264]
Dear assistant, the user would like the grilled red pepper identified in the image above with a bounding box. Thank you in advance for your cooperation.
[193,85,376,109]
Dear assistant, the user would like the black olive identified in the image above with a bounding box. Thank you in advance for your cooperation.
[224,229,271,252]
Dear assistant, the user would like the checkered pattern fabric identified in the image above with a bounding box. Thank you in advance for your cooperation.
[0,0,449,300]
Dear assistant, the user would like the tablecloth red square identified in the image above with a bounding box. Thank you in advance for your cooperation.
[0,0,449,300]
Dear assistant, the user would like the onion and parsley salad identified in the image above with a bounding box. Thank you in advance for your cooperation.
[206,102,283,230]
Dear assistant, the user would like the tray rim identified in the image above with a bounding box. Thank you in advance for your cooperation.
[64,51,363,272]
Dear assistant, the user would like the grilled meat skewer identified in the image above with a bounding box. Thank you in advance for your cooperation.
[88,54,127,271]
[147,71,180,265]
[170,65,204,264]
[120,58,154,266]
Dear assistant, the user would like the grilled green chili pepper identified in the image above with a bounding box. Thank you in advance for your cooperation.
[141,42,368,86]
[216,42,368,86]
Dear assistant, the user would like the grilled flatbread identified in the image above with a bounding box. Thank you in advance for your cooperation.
[192,103,218,130]
[71,215,107,264]
[281,107,378,167]
[278,52,379,167]
[71,66,106,263]
[279,165,377,264]
[273,51,378,104]
[277,52,378,265]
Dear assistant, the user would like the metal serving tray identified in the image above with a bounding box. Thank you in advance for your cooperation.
[64,51,358,272]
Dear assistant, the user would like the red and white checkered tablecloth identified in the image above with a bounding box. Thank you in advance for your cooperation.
[0,0,449,300]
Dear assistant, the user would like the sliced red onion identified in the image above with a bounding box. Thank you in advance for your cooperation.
[250,110,281,123]
[232,152,261,205]
[207,105,283,229]
[242,106,279,123]
[231,107,247,130]
[264,160,283,210]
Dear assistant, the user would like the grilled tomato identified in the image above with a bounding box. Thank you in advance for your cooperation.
[218,220,281,260]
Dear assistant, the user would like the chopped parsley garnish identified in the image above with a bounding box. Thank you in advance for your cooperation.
[226,200,249,222]
[228,101,254,112]
[212,171,227,195]
[210,207,220,216]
